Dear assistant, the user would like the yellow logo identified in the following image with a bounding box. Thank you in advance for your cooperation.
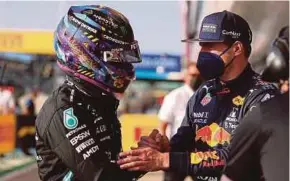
[232,96,245,106]
[190,151,220,164]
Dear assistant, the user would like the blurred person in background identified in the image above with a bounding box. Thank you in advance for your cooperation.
[33,88,49,115]
[35,5,145,181]
[279,79,288,93]
[159,62,201,138]
[20,87,48,116]
[221,26,289,181]
[117,10,279,181]
[21,88,38,155]
[157,62,201,181]
[23,88,38,116]
[0,86,15,115]
[261,26,289,93]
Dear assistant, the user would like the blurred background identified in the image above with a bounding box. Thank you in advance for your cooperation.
[0,1,288,181]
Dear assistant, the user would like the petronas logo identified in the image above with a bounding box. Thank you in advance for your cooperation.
[63,108,78,129]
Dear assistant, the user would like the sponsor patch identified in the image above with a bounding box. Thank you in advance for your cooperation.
[202,23,217,33]
[197,176,218,181]
[190,151,219,164]
[83,145,100,160]
[76,138,95,153]
[70,130,90,146]
[232,96,245,106]
[201,93,212,106]
[63,108,79,129]
[195,123,231,147]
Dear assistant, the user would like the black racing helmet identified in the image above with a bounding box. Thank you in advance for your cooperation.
[261,26,289,82]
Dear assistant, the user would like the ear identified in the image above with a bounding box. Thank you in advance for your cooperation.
[233,41,243,56]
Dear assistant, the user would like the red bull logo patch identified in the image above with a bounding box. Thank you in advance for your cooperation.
[195,123,231,147]
[202,159,225,167]
[190,151,219,164]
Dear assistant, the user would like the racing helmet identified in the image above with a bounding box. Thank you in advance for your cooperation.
[262,26,289,82]
[54,5,142,93]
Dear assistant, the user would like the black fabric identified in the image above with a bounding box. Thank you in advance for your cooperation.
[35,81,142,181]
[168,65,279,181]
[223,92,289,181]
[164,170,193,181]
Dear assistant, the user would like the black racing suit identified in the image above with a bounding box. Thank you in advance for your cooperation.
[168,65,279,181]
[223,92,289,181]
[35,78,142,181]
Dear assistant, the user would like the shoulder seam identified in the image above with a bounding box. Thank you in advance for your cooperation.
[42,88,70,143]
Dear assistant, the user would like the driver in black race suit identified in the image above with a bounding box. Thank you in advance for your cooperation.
[35,5,144,181]
[221,26,289,181]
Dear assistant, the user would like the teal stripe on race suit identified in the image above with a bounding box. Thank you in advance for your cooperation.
[63,171,73,181]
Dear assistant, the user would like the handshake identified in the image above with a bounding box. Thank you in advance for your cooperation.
[117,129,171,172]
[134,129,170,152]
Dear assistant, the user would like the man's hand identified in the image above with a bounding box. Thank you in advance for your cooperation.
[117,147,169,172]
[135,129,170,152]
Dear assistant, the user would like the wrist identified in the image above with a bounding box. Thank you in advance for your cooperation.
[161,152,170,170]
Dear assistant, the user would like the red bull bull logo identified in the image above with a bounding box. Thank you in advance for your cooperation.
[195,123,231,147]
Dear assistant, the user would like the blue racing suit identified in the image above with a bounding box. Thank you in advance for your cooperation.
[168,64,279,181]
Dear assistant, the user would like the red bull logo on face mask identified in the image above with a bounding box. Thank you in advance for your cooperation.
[195,123,231,147]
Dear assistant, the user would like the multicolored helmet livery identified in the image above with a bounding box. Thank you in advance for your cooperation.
[54,5,142,93]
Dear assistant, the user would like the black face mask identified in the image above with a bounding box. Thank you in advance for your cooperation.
[197,45,235,80]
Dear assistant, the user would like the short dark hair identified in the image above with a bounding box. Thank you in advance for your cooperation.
[224,40,251,58]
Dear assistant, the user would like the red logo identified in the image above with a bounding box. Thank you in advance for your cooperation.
[200,93,212,106]
[195,123,231,147]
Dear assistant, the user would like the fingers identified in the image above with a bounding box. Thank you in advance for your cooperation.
[161,135,169,146]
[155,133,162,143]
[160,135,170,152]
[162,135,169,143]
[119,160,150,170]
[117,155,144,165]
[128,165,148,171]
[141,136,162,146]
[149,129,159,139]
[130,146,138,150]
[138,136,161,150]
[140,136,157,144]
[138,141,160,150]
[119,147,148,158]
